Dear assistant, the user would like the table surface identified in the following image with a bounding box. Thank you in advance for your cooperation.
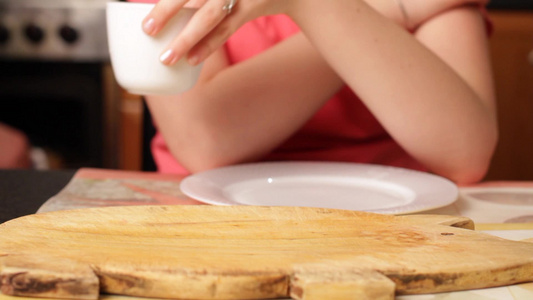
[0,169,75,223]
[1,168,532,300]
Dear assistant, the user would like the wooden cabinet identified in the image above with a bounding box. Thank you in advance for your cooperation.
[117,90,144,171]
[485,10,533,180]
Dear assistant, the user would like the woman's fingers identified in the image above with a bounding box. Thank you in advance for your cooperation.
[142,0,189,35]
[187,16,238,65]
[158,0,239,65]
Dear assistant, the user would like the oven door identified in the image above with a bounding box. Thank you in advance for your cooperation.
[0,59,118,169]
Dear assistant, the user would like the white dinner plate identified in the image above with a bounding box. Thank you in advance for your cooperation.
[180,162,458,214]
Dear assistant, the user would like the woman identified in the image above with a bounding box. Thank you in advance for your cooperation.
[131,0,497,184]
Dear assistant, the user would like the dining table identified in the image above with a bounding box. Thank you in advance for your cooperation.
[0,169,76,224]
[0,167,532,300]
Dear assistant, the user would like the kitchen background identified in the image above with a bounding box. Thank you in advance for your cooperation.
[0,0,532,180]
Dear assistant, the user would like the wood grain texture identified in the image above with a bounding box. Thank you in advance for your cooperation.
[0,255,98,299]
[0,205,532,300]
[290,266,395,300]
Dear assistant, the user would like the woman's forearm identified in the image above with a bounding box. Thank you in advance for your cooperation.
[147,34,343,173]
[146,0,496,182]
[286,0,497,183]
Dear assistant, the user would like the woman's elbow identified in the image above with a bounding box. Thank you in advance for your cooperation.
[165,133,253,174]
[166,142,233,174]
[445,163,490,185]
[440,129,499,185]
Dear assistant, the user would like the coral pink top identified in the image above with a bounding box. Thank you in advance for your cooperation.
[130,1,487,175]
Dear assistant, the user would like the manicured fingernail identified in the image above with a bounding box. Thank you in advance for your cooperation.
[143,18,156,35]
[160,49,177,65]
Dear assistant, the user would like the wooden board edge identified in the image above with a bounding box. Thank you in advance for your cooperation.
[0,255,99,300]
[388,262,533,295]
[290,268,395,300]
[398,214,475,230]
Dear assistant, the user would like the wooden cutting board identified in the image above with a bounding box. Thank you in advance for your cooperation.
[1,206,532,300]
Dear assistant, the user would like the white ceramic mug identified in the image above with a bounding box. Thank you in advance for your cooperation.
[106,2,202,95]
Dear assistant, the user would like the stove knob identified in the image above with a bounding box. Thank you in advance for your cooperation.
[59,25,79,44]
[24,24,45,44]
[0,24,9,45]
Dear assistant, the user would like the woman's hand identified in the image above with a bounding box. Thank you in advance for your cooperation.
[142,0,487,66]
[142,0,293,66]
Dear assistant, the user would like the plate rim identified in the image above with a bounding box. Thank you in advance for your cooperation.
[180,161,458,214]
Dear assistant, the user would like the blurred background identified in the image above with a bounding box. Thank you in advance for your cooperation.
[0,0,532,180]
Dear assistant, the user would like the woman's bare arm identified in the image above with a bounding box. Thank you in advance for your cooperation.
[145,0,497,183]
[287,1,497,183]
[146,34,343,173]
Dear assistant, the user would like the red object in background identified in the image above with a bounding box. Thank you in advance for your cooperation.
[0,123,31,169]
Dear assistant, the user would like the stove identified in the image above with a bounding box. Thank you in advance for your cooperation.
[0,0,122,169]
[0,0,116,61]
